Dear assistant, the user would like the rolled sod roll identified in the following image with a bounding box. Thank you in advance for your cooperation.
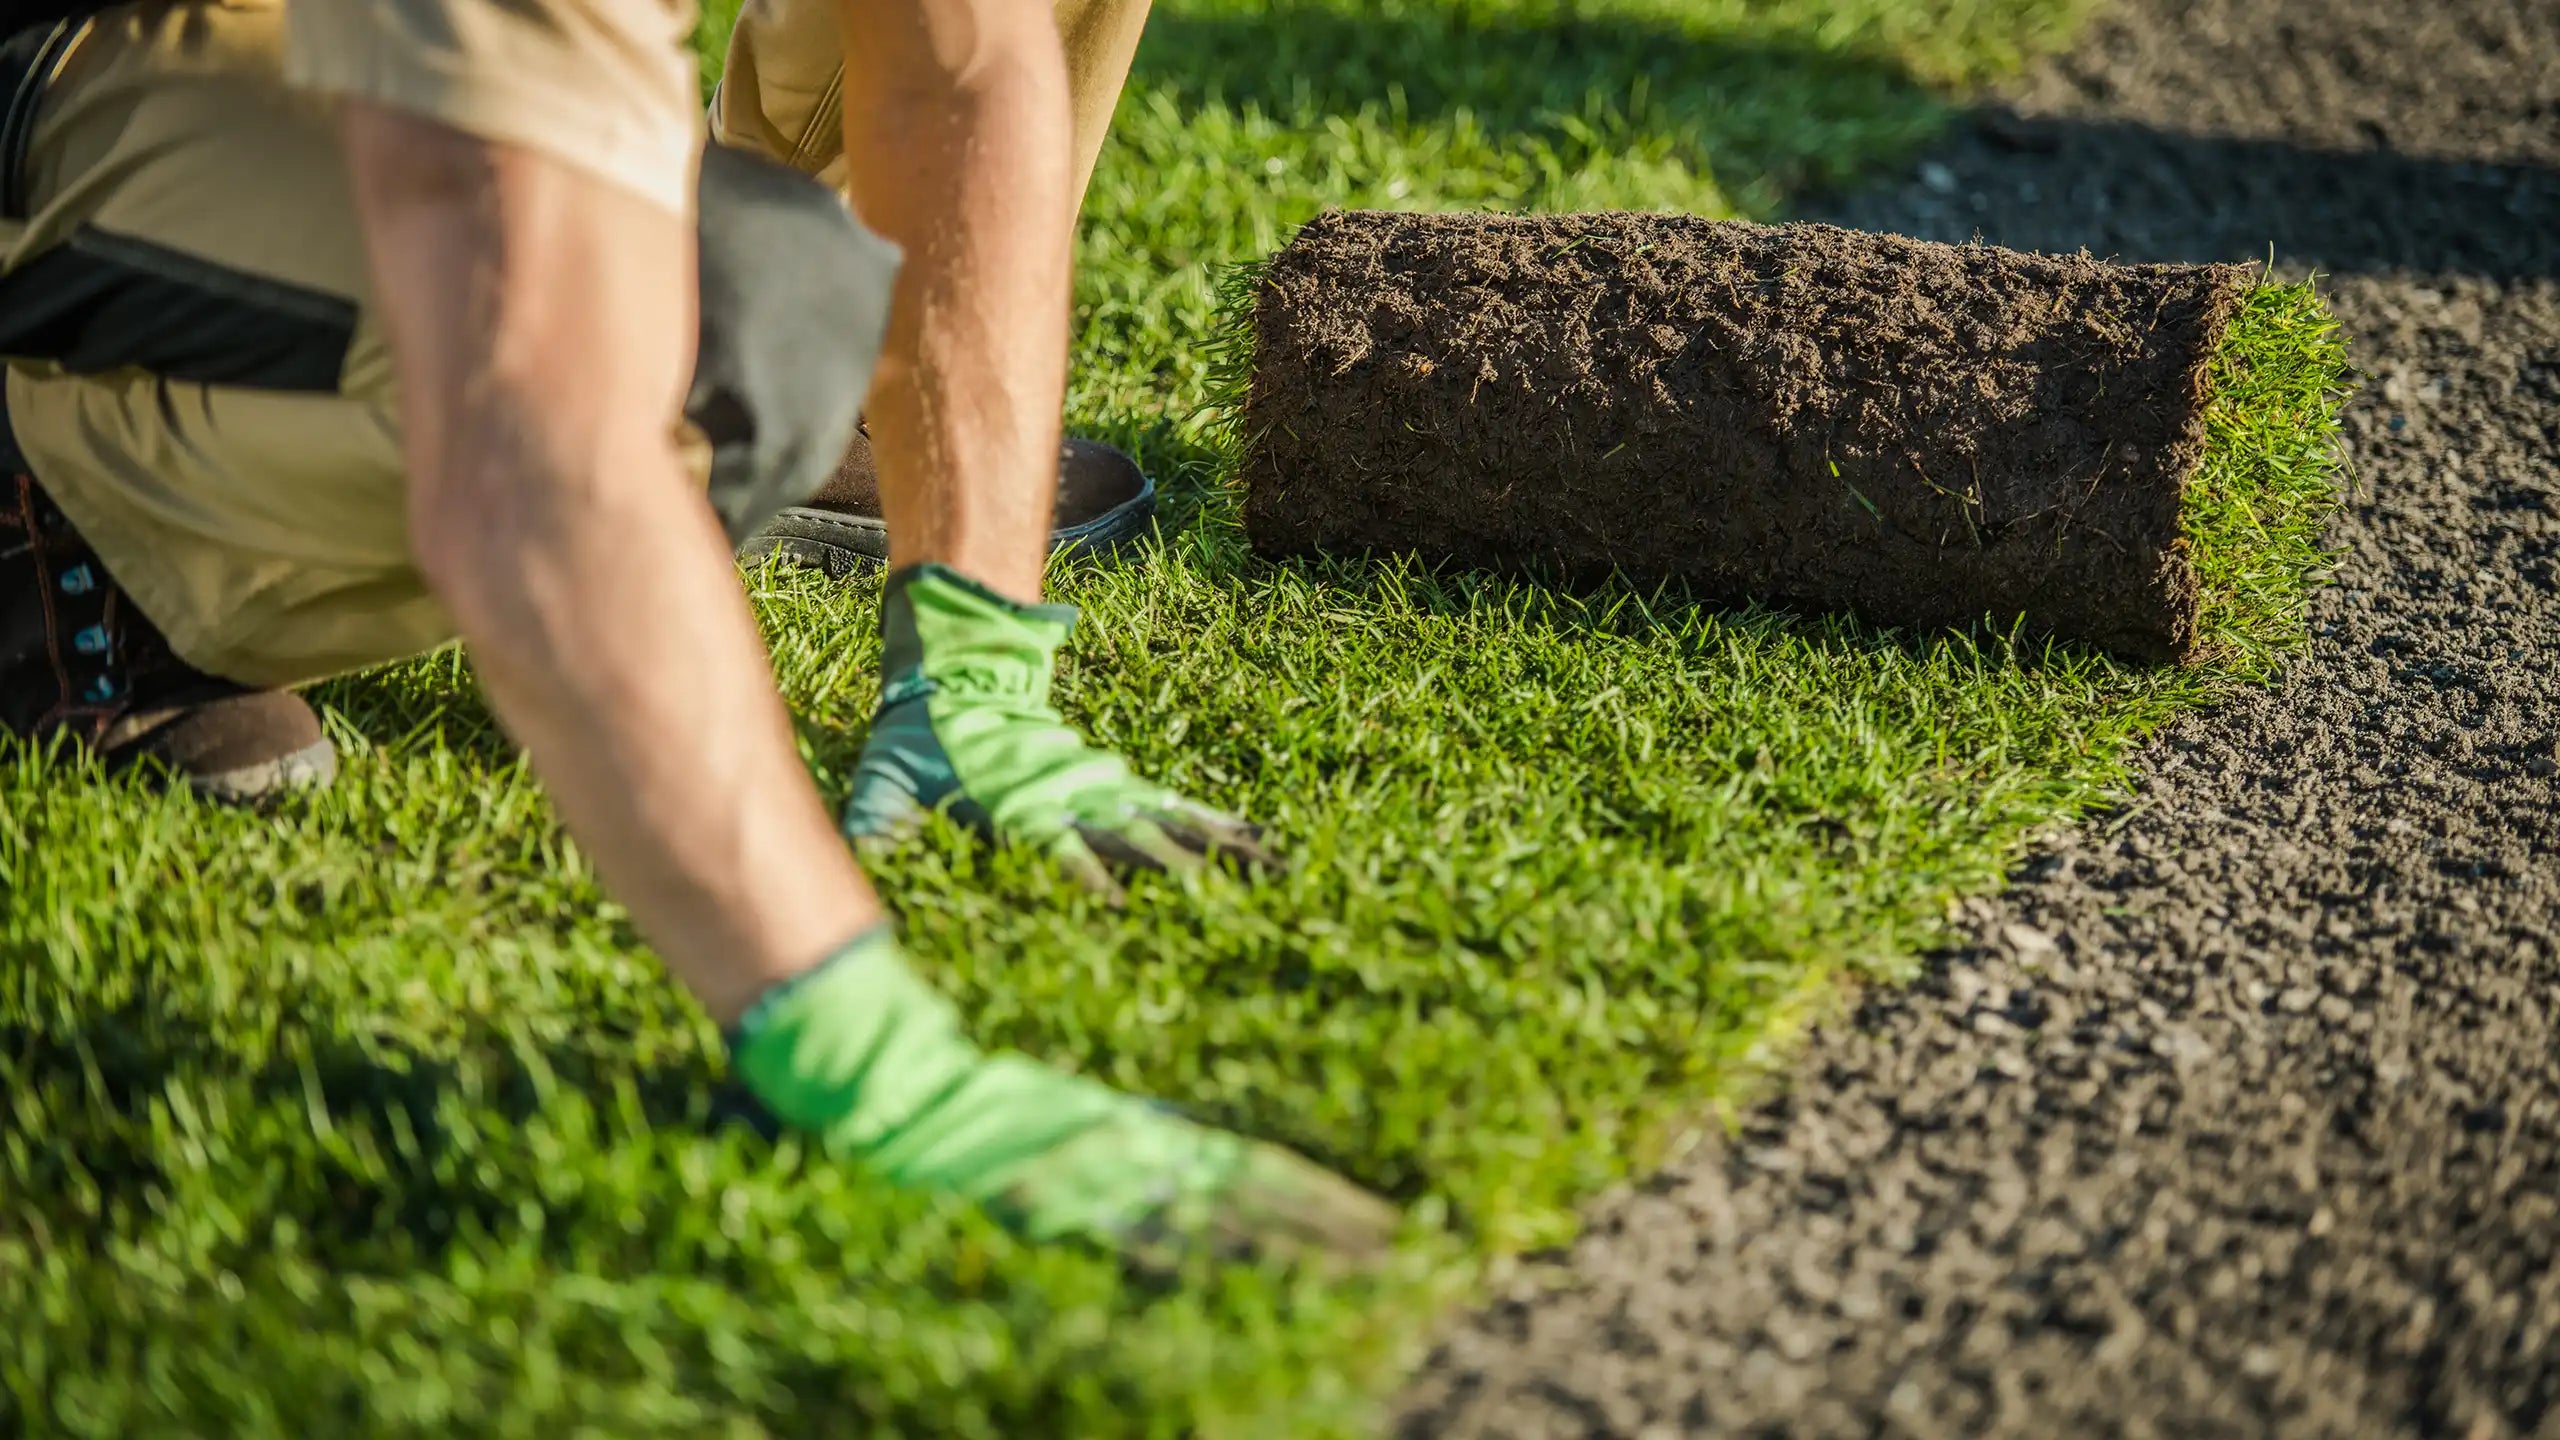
[1234,211,2343,665]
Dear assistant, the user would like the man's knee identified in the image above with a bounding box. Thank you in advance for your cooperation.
[689,143,902,544]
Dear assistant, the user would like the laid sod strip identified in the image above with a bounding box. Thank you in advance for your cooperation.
[1234,211,2346,665]
[0,537,2351,1435]
[3,552,2209,1437]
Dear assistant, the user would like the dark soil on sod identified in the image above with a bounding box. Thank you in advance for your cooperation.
[1241,215,2249,663]
[1396,0,2560,1435]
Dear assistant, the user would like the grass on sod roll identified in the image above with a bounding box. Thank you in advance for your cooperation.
[2182,278,2356,678]
[2,0,2346,1435]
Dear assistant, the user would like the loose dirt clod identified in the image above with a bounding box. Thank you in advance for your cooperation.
[1238,213,2270,662]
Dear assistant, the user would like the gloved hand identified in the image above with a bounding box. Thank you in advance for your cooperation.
[842,564,1280,893]
[728,926,1400,1270]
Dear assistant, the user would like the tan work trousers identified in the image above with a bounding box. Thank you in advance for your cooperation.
[0,0,1151,692]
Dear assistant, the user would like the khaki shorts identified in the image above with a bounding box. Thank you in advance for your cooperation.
[714,0,1152,211]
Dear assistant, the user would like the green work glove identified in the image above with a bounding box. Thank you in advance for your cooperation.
[843,564,1279,892]
[728,926,1399,1268]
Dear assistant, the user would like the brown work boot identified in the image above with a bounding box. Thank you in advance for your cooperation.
[99,692,337,803]
[1,471,336,802]
[737,422,1157,579]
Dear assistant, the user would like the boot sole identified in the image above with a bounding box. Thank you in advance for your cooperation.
[188,735,339,804]
[736,475,1157,580]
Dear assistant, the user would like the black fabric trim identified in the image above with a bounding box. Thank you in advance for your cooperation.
[0,224,357,391]
[0,373,20,471]
[1,0,100,33]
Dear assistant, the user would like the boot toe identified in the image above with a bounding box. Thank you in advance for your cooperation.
[739,436,1157,575]
[106,690,338,803]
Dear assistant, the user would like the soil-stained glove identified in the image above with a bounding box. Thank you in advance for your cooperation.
[842,564,1280,893]
[728,926,1400,1269]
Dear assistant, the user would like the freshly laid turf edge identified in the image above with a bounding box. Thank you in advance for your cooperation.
[1231,210,2349,667]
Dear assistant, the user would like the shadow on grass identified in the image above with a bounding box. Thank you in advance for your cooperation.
[1131,2,1965,207]
[307,653,520,769]
[301,573,897,772]
[1112,408,2150,689]
[4,991,777,1258]
[1261,541,2149,694]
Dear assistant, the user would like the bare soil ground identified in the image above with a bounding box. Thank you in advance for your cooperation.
[1397,0,2560,1433]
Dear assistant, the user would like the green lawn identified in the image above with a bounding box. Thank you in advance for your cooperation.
[4,1,2344,1434]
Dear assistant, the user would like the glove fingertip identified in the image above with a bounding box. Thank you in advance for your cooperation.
[1052,834,1130,905]
[1153,807,1289,875]
[841,803,924,846]
[1073,820,1188,876]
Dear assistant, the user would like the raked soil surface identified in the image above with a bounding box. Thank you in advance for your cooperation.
[1396,0,2560,1434]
